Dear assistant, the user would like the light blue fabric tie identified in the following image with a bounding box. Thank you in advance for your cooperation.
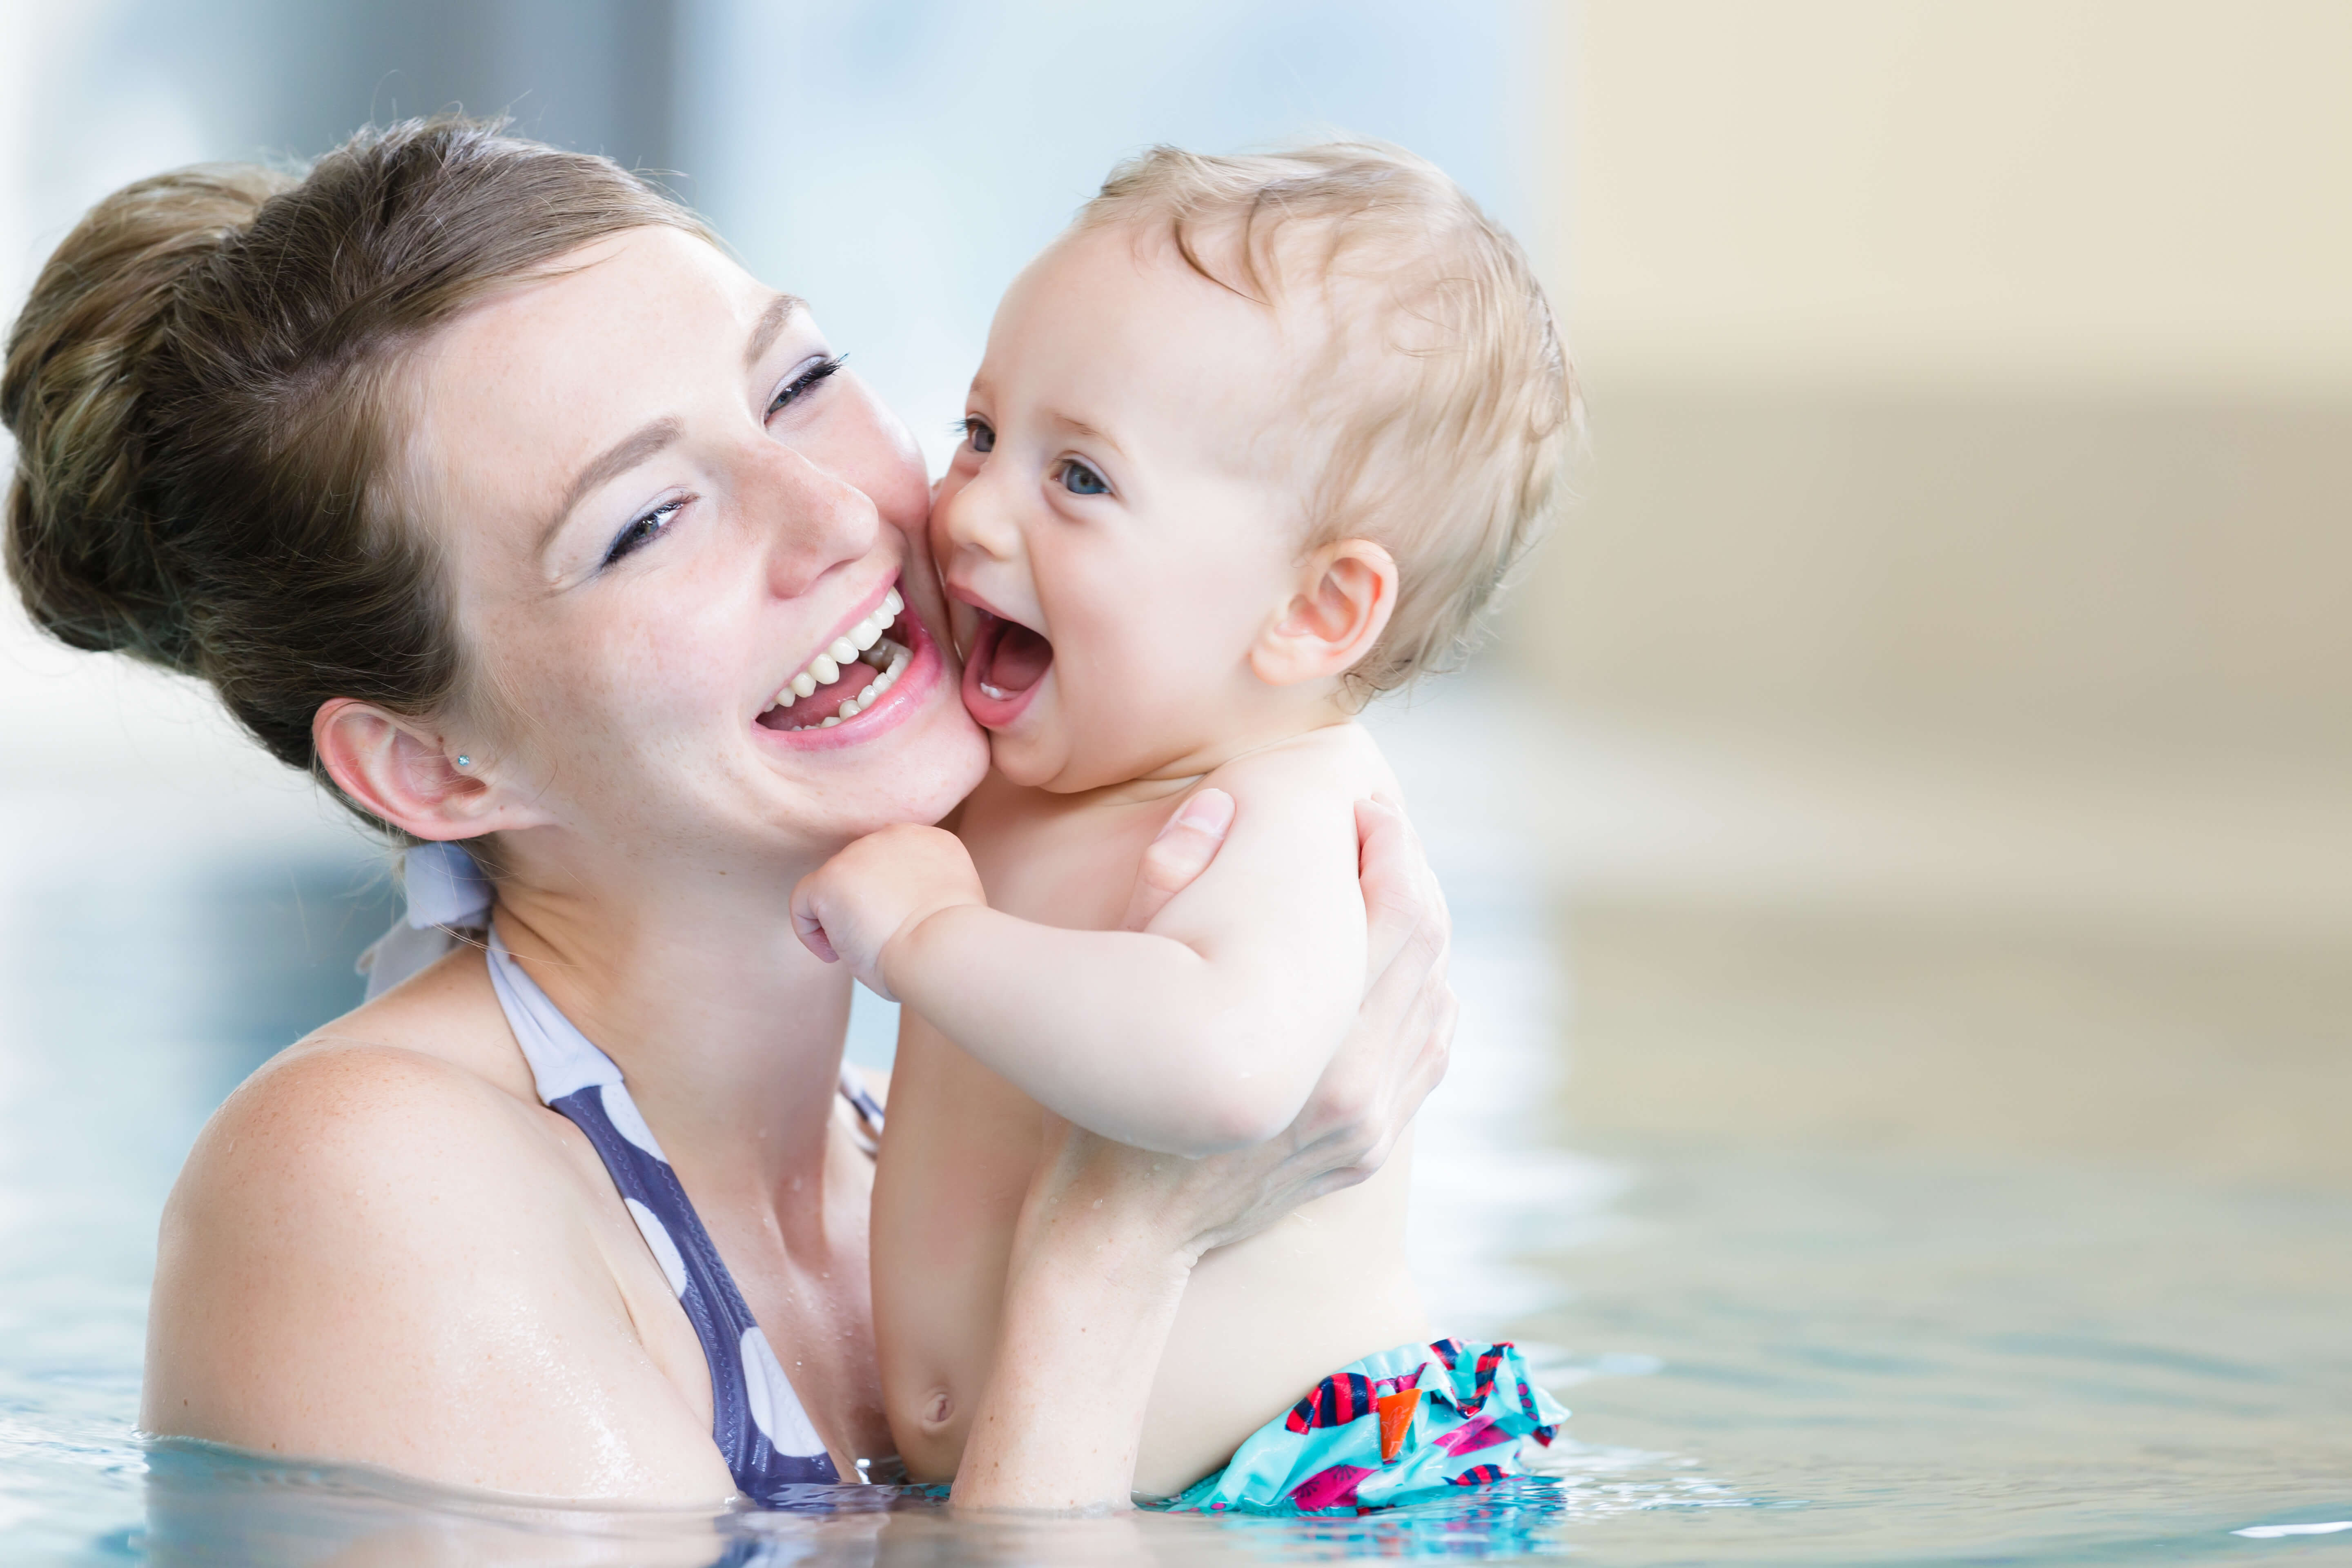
[357,840,493,999]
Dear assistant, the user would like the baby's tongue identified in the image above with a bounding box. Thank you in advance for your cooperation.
[987,620,1054,692]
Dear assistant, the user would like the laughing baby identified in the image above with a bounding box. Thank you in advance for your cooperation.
[793,142,1576,1513]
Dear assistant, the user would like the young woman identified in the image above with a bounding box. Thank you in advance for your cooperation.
[0,117,1450,1510]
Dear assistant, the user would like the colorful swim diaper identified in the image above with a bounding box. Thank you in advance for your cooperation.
[1162,1338,1568,1515]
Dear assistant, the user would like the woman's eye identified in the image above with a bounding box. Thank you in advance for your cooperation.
[768,354,846,419]
[961,418,995,454]
[604,497,686,567]
[1058,460,1108,497]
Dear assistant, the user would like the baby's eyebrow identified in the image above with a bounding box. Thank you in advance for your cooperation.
[1050,411,1126,457]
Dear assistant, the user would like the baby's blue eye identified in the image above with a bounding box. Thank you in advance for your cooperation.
[960,418,995,454]
[1059,460,1108,497]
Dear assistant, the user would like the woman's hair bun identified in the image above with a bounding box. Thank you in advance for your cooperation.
[4,164,292,670]
[4,118,705,811]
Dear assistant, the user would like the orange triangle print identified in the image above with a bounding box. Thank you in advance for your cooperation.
[1376,1388,1422,1463]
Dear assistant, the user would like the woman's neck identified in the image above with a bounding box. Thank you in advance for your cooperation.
[488,834,850,1206]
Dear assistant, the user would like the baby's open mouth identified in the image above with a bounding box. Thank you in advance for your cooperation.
[758,587,913,732]
[961,608,1053,727]
[970,611,1053,700]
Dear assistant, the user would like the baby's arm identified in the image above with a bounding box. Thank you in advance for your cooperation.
[792,756,1370,1155]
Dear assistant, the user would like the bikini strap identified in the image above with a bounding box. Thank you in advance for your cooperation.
[486,927,842,1497]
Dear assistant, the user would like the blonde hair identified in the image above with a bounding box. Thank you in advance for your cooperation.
[1077,141,1577,694]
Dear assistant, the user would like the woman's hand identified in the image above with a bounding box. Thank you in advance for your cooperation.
[953,796,1453,1509]
[1050,795,1452,1260]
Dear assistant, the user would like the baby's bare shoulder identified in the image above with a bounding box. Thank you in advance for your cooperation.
[1208,721,1399,804]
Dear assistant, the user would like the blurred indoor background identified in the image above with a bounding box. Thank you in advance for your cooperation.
[3,4,2348,1558]
[1513,2,2351,1184]
[0,0,2346,1279]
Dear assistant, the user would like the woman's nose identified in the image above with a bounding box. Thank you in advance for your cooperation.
[742,441,879,596]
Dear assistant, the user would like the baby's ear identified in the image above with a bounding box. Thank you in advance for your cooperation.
[1250,539,1398,688]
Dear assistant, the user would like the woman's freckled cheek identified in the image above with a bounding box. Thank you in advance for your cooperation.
[490,612,670,775]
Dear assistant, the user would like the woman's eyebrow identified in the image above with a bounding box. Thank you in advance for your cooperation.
[745,292,810,370]
[539,416,684,557]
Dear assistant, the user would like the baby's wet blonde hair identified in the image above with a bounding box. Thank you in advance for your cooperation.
[1076,141,1577,695]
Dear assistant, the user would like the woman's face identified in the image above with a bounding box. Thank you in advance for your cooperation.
[402,226,988,874]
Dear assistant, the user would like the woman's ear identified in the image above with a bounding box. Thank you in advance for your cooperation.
[1249,539,1399,689]
[313,699,543,842]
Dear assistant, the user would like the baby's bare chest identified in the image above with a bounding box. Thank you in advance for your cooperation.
[962,797,1183,931]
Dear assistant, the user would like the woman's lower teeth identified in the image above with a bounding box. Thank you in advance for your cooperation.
[769,637,910,731]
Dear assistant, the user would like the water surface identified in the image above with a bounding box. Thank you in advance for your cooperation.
[1,693,2345,1564]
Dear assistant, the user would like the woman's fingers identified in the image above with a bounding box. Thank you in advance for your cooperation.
[1335,966,1454,1193]
[1403,973,1457,1120]
[1119,788,1235,931]
[1253,799,1455,1204]
[1354,798,1450,986]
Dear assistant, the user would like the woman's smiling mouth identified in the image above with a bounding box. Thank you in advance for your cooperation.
[755,581,943,748]
[760,585,909,731]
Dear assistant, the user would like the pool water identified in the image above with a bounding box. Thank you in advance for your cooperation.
[2,686,2347,1564]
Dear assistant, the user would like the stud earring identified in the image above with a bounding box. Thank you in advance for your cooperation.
[455,755,472,768]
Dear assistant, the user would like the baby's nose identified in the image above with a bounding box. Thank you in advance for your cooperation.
[935,478,1021,561]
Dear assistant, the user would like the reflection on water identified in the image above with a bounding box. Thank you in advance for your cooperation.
[2,679,2348,1563]
[135,1448,1626,1565]
[20,1122,2352,1564]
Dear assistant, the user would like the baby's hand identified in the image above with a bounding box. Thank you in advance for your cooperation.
[790,825,987,1000]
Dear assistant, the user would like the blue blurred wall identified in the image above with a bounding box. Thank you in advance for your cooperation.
[674,1,1538,469]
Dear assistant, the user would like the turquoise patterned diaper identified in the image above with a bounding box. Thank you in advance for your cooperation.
[1163,1338,1567,1515]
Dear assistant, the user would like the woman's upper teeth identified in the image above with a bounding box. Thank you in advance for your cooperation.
[763,588,909,728]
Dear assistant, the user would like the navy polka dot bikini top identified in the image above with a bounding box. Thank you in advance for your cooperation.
[485,925,884,1501]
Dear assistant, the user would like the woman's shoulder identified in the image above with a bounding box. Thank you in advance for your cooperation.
[179,943,550,1224]
[166,947,555,1259]
[143,946,725,1494]
[310,938,543,1091]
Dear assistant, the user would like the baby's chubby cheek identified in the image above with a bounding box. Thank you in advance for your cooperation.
[1000,673,1176,795]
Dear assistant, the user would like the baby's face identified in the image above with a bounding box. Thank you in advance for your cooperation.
[932,224,1319,792]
